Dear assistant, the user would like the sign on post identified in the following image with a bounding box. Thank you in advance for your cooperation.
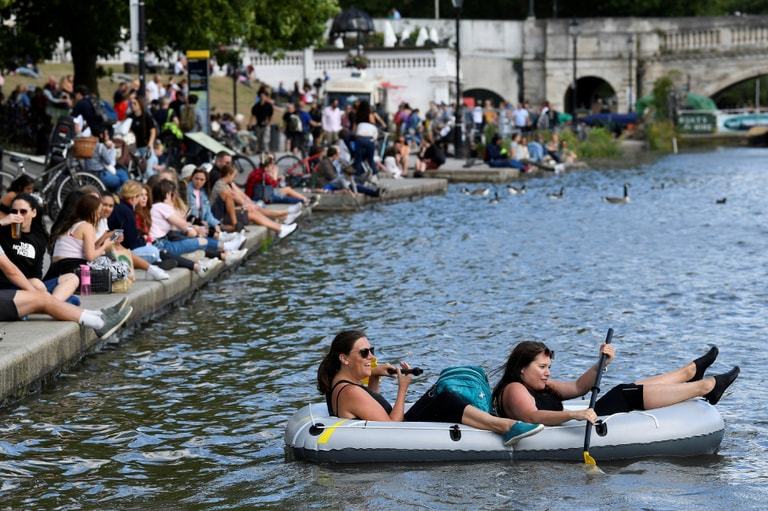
[677,112,716,134]
[186,50,211,135]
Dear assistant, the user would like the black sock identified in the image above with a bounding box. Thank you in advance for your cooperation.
[689,346,719,382]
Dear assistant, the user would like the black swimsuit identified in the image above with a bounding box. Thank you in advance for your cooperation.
[326,379,392,417]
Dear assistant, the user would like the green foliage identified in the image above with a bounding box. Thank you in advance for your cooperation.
[645,120,677,152]
[651,76,675,121]
[0,0,339,94]
[573,127,623,159]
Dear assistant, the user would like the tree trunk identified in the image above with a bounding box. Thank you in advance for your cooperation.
[71,44,100,98]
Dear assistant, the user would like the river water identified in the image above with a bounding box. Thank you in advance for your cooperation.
[1,147,767,510]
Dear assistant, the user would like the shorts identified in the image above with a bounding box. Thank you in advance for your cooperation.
[222,209,249,226]
[594,383,645,415]
[404,388,469,423]
[0,289,20,321]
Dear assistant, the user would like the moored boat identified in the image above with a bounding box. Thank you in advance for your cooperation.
[284,399,724,463]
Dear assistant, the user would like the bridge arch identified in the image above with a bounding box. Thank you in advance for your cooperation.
[564,76,619,115]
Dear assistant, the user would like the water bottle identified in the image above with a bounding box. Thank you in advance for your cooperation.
[79,264,91,296]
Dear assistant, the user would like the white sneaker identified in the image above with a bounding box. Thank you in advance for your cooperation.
[279,223,298,239]
[223,234,246,252]
[225,248,248,266]
[284,210,302,225]
[218,231,239,242]
[196,259,212,277]
[287,203,302,214]
[145,264,170,281]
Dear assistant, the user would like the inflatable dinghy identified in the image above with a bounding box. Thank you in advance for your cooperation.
[284,399,725,463]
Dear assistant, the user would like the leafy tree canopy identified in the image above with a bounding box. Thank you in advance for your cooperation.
[0,0,339,94]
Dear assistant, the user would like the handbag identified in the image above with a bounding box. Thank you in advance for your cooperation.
[165,229,188,241]
[250,167,273,203]
[75,266,112,294]
[434,366,493,413]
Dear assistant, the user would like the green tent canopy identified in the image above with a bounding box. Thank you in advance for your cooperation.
[636,92,717,115]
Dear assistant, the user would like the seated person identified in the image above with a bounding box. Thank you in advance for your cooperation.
[244,154,310,206]
[83,128,131,192]
[45,194,120,281]
[526,133,546,162]
[493,341,739,426]
[379,146,404,179]
[486,133,526,170]
[313,146,341,189]
[0,174,35,218]
[112,180,210,276]
[149,180,246,264]
[324,164,382,198]
[0,236,133,339]
[559,139,578,163]
[317,330,543,446]
[545,133,563,163]
[413,135,446,175]
[211,164,298,239]
[0,194,79,303]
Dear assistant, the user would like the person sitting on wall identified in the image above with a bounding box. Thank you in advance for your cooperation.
[486,133,526,170]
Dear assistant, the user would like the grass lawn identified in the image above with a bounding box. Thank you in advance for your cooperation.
[3,61,261,121]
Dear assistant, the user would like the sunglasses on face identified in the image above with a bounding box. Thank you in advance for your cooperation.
[358,347,375,358]
[10,208,29,215]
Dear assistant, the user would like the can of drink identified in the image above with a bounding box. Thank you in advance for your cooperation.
[11,223,22,239]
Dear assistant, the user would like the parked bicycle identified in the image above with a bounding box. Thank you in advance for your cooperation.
[1,140,106,220]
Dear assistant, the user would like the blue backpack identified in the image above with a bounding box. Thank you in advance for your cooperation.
[434,366,493,413]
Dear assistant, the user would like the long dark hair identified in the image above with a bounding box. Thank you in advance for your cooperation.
[50,194,102,241]
[491,341,556,413]
[11,193,47,239]
[354,100,371,125]
[317,330,367,394]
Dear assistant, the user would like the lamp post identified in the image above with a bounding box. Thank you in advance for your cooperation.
[568,19,580,124]
[627,35,634,113]
[452,0,463,158]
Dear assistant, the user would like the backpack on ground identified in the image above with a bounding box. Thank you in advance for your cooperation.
[433,365,493,413]
[180,105,196,132]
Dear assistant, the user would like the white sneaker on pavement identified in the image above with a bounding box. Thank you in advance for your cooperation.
[279,223,298,239]
[223,234,246,252]
[287,203,302,214]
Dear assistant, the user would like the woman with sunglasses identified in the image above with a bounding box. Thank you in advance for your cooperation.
[491,341,740,428]
[317,330,543,446]
[0,194,79,302]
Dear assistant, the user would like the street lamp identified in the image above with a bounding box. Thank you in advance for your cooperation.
[627,35,634,113]
[568,19,580,124]
[452,0,463,158]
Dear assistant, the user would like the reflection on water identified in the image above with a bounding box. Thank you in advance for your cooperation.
[1,148,768,509]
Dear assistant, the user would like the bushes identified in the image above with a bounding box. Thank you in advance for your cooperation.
[645,120,677,152]
[573,127,622,159]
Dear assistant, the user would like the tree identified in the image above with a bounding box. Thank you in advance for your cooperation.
[0,0,339,96]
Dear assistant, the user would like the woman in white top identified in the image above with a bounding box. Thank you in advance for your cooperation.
[45,194,116,280]
[352,101,378,178]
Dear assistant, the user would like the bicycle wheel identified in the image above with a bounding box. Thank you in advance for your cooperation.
[275,154,301,179]
[51,172,106,220]
[232,154,256,175]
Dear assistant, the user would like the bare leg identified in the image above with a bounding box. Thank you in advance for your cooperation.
[131,252,150,271]
[642,379,715,409]
[14,289,82,322]
[50,273,79,301]
[460,405,516,434]
[248,209,282,233]
[636,362,696,385]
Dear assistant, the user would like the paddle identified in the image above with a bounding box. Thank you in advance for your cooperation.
[583,328,613,466]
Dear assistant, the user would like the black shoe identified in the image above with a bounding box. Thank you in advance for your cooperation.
[705,366,740,405]
[689,346,719,382]
[157,259,178,271]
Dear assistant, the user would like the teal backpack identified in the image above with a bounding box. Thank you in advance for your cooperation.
[434,366,493,414]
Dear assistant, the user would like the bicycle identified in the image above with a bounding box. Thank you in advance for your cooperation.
[1,140,106,220]
[275,150,323,188]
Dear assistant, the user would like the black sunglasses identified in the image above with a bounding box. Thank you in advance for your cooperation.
[10,208,29,215]
[358,347,375,358]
